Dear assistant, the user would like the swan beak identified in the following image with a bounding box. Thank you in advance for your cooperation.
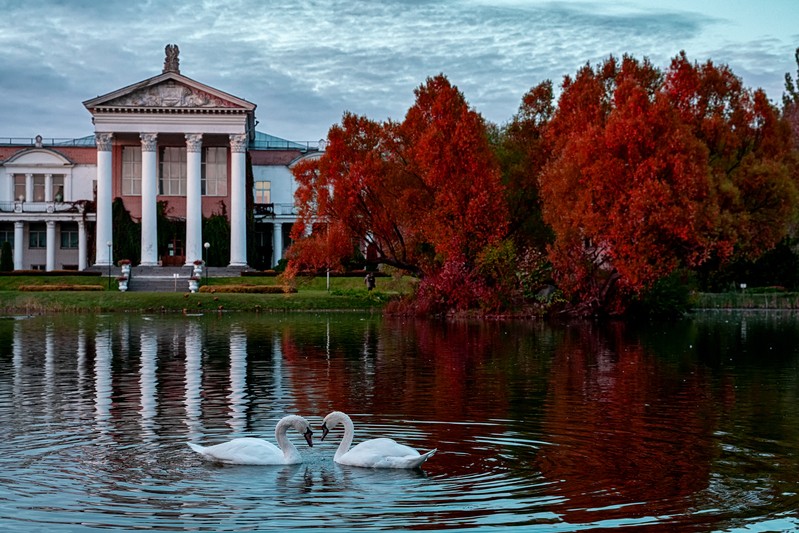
[321,423,330,441]
[304,427,314,447]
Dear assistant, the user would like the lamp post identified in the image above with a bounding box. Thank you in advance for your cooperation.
[204,242,210,284]
[106,240,112,290]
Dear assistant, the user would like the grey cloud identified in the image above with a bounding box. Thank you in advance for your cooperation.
[0,0,795,140]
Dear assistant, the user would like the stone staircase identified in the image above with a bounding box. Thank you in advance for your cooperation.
[85,264,254,292]
[128,266,195,292]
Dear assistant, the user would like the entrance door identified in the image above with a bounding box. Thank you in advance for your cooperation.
[253,222,273,271]
[162,237,185,266]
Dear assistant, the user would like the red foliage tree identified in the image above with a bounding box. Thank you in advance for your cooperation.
[290,75,509,312]
[539,54,798,315]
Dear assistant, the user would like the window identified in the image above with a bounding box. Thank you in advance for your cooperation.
[14,175,25,201]
[0,224,13,247]
[33,175,45,202]
[254,181,271,204]
[202,147,227,196]
[52,175,64,202]
[122,146,142,195]
[29,223,46,249]
[159,147,186,196]
[60,223,78,249]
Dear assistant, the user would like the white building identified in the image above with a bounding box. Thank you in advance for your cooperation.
[0,44,321,272]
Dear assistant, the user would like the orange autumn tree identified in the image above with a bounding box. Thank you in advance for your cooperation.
[539,54,797,315]
[289,75,509,312]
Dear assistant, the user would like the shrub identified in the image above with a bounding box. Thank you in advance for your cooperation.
[19,284,105,291]
[199,285,297,294]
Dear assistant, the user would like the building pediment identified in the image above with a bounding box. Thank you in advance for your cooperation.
[84,72,256,113]
[105,79,241,108]
[2,148,74,169]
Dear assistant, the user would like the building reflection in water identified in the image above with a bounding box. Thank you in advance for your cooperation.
[12,320,23,407]
[184,321,204,441]
[94,325,113,439]
[227,326,248,433]
[139,325,158,444]
[44,324,55,401]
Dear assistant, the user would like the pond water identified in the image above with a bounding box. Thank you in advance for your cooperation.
[0,311,798,532]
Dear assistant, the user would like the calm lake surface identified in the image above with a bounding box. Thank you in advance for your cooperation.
[0,311,798,532]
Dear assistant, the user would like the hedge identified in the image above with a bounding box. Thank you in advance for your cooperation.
[199,285,297,294]
[19,284,106,291]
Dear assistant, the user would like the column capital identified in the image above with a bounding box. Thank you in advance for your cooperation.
[140,133,159,152]
[95,133,113,151]
[229,134,247,153]
[185,133,203,152]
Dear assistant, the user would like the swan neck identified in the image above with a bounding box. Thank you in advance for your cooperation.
[335,414,355,461]
[275,417,300,460]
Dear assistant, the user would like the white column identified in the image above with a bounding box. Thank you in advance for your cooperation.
[273,222,283,267]
[140,133,159,266]
[78,220,87,271]
[95,133,113,266]
[13,222,24,270]
[45,174,53,202]
[25,174,33,203]
[45,221,56,271]
[229,134,248,267]
[185,133,203,265]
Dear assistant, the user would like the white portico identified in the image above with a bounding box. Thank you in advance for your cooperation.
[83,45,256,268]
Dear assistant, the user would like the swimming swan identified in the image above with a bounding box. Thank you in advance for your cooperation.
[321,411,436,469]
[187,414,313,465]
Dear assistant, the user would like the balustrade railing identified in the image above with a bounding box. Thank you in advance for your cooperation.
[0,201,88,214]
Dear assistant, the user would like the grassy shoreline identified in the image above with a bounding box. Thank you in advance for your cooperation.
[3,275,798,313]
[0,275,412,314]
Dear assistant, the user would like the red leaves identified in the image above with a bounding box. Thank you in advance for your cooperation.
[539,53,798,313]
[288,75,509,310]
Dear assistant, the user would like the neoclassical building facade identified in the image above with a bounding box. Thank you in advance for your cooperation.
[0,45,321,271]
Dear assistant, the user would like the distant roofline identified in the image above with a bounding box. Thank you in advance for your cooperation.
[0,135,96,147]
[1,132,325,151]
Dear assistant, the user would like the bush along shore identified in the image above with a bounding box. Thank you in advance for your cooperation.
[2,274,798,314]
[692,291,799,310]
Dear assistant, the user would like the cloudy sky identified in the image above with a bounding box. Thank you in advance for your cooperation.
[1,0,797,142]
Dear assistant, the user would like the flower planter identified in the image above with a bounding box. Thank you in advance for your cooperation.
[188,278,200,293]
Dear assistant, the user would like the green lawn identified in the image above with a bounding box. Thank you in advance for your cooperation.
[0,274,416,314]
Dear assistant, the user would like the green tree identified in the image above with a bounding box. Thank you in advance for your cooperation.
[112,198,140,264]
[202,206,230,267]
[494,80,555,251]
[0,241,13,271]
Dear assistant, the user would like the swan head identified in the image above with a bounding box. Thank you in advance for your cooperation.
[281,415,314,447]
[321,411,348,441]
[294,419,314,447]
[302,426,314,447]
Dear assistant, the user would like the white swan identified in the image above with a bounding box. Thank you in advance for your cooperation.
[321,411,436,469]
[187,415,313,465]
